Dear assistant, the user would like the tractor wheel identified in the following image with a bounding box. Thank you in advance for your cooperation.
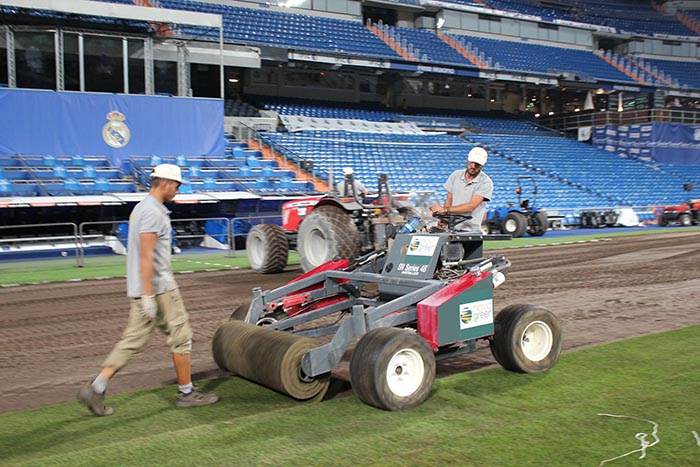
[527,211,548,237]
[297,205,360,271]
[679,213,692,226]
[350,328,435,411]
[657,216,668,227]
[490,304,562,373]
[501,212,527,237]
[246,224,289,274]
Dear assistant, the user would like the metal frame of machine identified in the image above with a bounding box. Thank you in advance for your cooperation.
[214,222,563,411]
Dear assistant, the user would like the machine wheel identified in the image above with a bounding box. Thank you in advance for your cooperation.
[480,223,491,235]
[527,211,548,237]
[490,304,562,373]
[501,212,527,237]
[297,205,360,271]
[679,213,692,226]
[246,224,289,274]
[657,216,668,227]
[350,328,435,411]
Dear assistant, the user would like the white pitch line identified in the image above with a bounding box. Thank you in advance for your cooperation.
[692,430,700,447]
[598,413,660,466]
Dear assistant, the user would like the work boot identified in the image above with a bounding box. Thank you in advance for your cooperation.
[77,382,114,416]
[175,387,219,408]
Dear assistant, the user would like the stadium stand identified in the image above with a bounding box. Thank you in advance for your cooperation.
[128,137,313,194]
[448,34,637,83]
[225,99,260,117]
[0,155,135,196]
[390,26,471,66]
[262,101,399,122]
[449,0,695,37]
[642,58,700,90]
[467,133,694,205]
[156,0,401,60]
[574,0,695,37]
[260,130,616,209]
[0,137,314,197]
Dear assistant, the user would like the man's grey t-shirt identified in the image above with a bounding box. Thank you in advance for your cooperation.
[443,169,494,232]
[336,179,367,196]
[126,195,177,298]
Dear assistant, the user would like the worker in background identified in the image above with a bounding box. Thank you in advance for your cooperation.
[336,167,368,198]
[430,146,494,232]
[78,164,218,416]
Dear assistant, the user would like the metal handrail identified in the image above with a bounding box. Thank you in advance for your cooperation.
[0,222,81,266]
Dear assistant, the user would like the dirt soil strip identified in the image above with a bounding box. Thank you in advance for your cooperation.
[1,232,699,413]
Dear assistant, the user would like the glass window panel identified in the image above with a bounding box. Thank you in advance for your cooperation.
[15,31,56,90]
[127,39,145,94]
[63,33,80,91]
[84,35,123,93]
[154,60,177,95]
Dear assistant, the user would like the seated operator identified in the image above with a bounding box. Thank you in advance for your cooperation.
[430,147,493,232]
[336,167,369,197]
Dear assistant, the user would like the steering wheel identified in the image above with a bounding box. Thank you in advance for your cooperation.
[432,212,473,231]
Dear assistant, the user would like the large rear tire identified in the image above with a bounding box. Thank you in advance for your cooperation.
[679,213,692,226]
[246,224,289,274]
[527,211,548,237]
[350,328,435,411]
[490,304,562,373]
[297,205,360,271]
[501,212,527,237]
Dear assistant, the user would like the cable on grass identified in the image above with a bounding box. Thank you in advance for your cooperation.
[598,413,660,466]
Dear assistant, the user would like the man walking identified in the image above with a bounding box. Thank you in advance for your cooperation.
[78,164,218,416]
[430,147,493,232]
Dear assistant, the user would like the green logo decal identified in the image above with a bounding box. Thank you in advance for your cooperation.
[460,307,472,324]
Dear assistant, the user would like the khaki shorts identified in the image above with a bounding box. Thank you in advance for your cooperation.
[103,288,193,371]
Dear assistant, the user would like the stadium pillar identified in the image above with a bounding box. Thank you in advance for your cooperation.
[78,33,85,92]
[123,38,129,94]
[219,26,224,99]
[540,88,546,115]
[55,30,64,91]
[5,26,15,88]
[145,37,154,95]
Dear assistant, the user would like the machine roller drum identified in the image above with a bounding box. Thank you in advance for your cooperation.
[212,320,329,400]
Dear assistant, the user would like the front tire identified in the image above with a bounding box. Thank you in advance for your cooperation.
[350,328,436,411]
[490,304,562,373]
[246,224,289,274]
[679,213,692,226]
[297,206,360,271]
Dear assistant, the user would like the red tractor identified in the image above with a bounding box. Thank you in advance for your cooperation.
[658,200,700,227]
[246,175,416,273]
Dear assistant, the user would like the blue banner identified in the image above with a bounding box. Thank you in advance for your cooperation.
[0,89,225,166]
[651,123,700,164]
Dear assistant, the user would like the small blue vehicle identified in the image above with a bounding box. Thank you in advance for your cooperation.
[484,176,548,237]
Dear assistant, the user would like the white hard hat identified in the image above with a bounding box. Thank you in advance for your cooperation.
[151,163,183,183]
[468,147,488,166]
[343,167,354,176]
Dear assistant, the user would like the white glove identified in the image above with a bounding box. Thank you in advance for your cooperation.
[140,295,157,321]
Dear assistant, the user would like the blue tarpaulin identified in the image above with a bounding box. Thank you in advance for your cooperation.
[0,89,225,167]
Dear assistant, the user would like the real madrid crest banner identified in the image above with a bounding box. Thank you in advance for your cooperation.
[0,89,226,166]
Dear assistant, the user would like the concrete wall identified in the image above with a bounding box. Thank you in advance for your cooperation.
[625,38,700,59]
[439,9,593,49]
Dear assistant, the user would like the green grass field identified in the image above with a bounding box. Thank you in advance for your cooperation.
[1,326,697,466]
[1,226,698,286]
